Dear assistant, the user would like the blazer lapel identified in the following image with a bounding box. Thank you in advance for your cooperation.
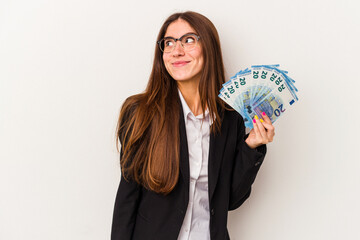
[208,111,229,202]
[178,102,190,206]
[178,99,229,203]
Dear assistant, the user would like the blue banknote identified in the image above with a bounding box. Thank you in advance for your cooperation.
[219,64,298,129]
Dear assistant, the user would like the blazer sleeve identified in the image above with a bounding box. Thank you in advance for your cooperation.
[228,115,267,210]
[111,106,142,240]
[111,163,141,240]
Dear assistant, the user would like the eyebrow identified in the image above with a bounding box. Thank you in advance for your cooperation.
[163,32,197,38]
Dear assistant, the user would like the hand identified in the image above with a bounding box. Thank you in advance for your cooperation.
[245,112,275,149]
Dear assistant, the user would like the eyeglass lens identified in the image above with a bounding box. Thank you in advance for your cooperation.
[162,34,198,53]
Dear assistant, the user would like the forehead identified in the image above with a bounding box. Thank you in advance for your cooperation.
[164,19,197,38]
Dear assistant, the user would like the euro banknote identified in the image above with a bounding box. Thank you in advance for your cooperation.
[219,64,298,129]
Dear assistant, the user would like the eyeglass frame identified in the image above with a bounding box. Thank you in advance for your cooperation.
[157,33,201,53]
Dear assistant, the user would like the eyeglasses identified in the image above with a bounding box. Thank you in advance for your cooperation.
[157,33,200,53]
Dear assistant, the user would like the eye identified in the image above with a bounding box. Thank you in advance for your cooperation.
[184,36,196,44]
[164,39,174,47]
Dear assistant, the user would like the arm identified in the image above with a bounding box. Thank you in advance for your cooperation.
[228,115,267,210]
[111,104,141,240]
[111,163,141,240]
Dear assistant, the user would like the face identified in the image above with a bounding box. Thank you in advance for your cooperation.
[162,19,204,84]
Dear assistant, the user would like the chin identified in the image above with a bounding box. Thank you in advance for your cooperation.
[173,76,192,82]
[168,68,201,82]
[170,72,190,81]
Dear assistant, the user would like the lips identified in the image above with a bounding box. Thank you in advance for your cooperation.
[172,61,190,67]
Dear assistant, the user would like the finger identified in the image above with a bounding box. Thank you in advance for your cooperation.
[261,111,272,124]
[260,112,275,141]
[252,118,261,138]
[260,119,275,132]
[254,116,268,141]
[260,120,275,140]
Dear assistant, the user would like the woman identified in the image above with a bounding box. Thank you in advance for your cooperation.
[111,11,275,240]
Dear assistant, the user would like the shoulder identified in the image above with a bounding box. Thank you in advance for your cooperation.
[121,95,141,119]
[221,105,244,127]
[119,93,147,129]
[218,105,247,142]
[117,94,143,144]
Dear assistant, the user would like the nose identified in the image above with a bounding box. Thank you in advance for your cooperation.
[172,40,185,56]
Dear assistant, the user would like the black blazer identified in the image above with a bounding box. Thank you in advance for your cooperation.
[111,104,266,240]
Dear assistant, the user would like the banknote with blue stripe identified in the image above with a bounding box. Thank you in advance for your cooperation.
[219,64,298,129]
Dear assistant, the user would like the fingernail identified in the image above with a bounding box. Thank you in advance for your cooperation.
[255,115,259,119]
[262,112,266,116]
[260,119,264,123]
[253,119,256,123]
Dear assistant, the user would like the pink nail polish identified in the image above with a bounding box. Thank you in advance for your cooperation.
[262,112,266,116]
[253,119,256,123]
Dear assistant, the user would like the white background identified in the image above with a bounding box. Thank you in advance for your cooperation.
[1,0,359,239]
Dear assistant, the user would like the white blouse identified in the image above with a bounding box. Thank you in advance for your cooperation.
[177,90,212,240]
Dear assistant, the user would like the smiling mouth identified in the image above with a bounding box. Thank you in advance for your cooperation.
[172,61,190,67]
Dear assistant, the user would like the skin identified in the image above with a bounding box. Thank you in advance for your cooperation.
[245,113,275,149]
[163,19,204,116]
[163,19,275,149]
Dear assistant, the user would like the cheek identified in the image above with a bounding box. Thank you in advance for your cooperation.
[196,55,204,70]
[162,55,171,69]
[194,49,204,68]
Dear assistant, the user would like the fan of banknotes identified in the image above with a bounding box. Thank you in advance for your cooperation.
[219,64,298,129]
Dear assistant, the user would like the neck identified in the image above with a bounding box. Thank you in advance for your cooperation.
[177,80,203,116]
